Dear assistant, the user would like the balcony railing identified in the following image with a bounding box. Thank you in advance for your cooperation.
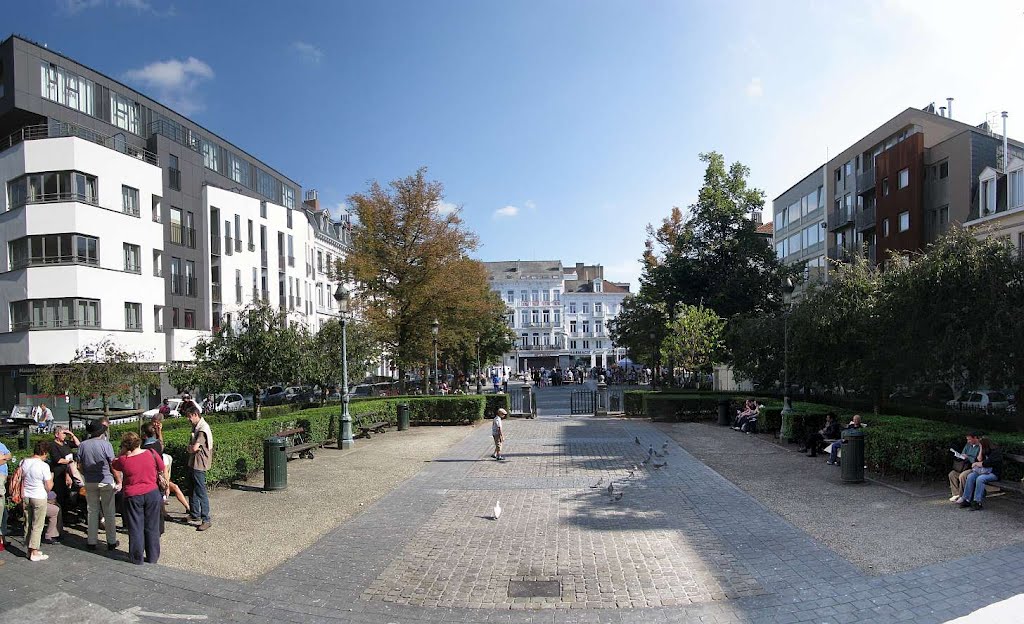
[224,236,235,255]
[212,283,222,303]
[855,206,876,232]
[170,275,198,297]
[170,224,197,248]
[12,318,101,331]
[828,206,854,231]
[248,242,256,252]
[252,287,260,302]
[288,255,295,267]
[856,168,875,193]
[10,255,99,270]
[261,249,268,267]
[262,289,269,303]
[210,235,221,255]
[827,246,857,262]
[124,263,141,274]
[153,266,162,278]
[155,322,164,333]
[278,255,286,270]
[0,122,158,165]
[9,190,98,210]
[235,284,243,304]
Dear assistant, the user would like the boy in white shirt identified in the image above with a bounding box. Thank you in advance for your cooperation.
[492,408,506,461]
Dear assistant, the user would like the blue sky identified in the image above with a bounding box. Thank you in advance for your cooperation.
[11,1,1024,288]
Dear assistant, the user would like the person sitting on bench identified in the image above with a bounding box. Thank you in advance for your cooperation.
[799,413,839,457]
[826,415,865,465]
[959,437,1002,510]
[732,399,757,431]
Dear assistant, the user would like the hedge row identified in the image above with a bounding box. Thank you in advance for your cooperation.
[484,394,510,419]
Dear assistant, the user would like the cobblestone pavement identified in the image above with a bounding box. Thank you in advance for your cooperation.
[2,415,1024,623]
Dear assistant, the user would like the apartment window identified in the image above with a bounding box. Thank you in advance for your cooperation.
[506,290,514,304]
[170,257,182,294]
[287,235,295,266]
[570,320,577,333]
[982,179,996,214]
[775,240,787,259]
[521,310,529,325]
[595,302,602,313]
[7,171,97,209]
[582,340,589,349]
[774,206,787,230]
[287,208,293,229]
[531,309,539,324]
[121,186,139,217]
[835,168,841,183]
[882,178,889,196]
[898,211,910,232]
[582,322,590,333]
[569,302,576,313]
[595,321,603,333]
[151,195,161,222]
[582,303,590,313]
[898,168,909,189]
[123,243,140,273]
[229,153,248,186]
[260,201,267,219]
[184,260,196,296]
[202,140,219,171]
[542,290,550,303]
[168,154,181,191]
[110,92,139,134]
[40,62,96,115]
[554,309,561,324]
[1010,170,1024,209]
[883,218,890,237]
[553,289,561,303]
[235,269,242,304]
[184,309,195,329]
[542,309,550,323]
[532,334,539,346]
[844,194,852,210]
[845,161,853,178]
[11,297,97,330]
[939,206,949,226]
[570,340,577,350]
[939,161,948,179]
[171,307,180,328]
[817,185,825,209]
[283,186,295,210]
[317,251,323,273]
[596,340,602,349]
[531,289,539,303]
[521,335,528,348]
[10,233,97,269]
[124,302,141,331]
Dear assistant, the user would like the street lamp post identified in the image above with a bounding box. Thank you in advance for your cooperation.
[780,277,796,440]
[649,331,658,390]
[475,336,482,394]
[334,284,354,449]
[431,318,440,395]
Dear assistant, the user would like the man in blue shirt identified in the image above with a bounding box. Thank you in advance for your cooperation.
[77,422,120,550]
[0,439,10,550]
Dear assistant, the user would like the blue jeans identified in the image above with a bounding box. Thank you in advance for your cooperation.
[190,469,211,523]
[963,471,999,503]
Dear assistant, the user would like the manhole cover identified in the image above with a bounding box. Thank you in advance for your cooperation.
[508,580,561,598]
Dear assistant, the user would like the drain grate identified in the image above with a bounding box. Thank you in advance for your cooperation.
[507,580,561,598]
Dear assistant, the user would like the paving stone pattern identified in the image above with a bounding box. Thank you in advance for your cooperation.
[3,415,1024,623]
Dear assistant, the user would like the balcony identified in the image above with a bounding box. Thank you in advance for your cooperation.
[124,262,141,275]
[828,206,854,232]
[856,168,876,193]
[826,246,857,263]
[1,121,158,166]
[170,224,197,248]
[10,255,99,270]
[248,242,256,252]
[855,206,876,232]
[224,236,234,255]
[12,318,101,331]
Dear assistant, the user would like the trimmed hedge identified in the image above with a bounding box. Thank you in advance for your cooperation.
[624,391,650,417]
[484,394,510,419]
[406,396,484,424]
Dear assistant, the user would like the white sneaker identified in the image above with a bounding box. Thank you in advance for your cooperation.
[30,552,49,562]
[949,495,959,502]
[954,497,964,504]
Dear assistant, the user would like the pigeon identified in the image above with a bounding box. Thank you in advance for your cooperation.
[589,477,604,489]
[627,470,635,479]
[607,482,615,495]
[653,450,664,458]
[648,444,654,457]
[634,436,641,445]
[662,442,669,450]
[652,460,667,469]
[611,492,624,503]
[493,500,502,520]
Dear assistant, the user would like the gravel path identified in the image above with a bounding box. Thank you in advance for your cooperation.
[61,423,479,580]
[661,421,1024,575]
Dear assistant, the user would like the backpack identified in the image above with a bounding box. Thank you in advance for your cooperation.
[7,462,25,506]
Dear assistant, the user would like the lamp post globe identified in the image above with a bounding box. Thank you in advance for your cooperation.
[431,318,440,395]
[334,283,354,449]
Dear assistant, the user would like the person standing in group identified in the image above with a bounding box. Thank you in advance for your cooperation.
[111,432,164,565]
[0,437,11,551]
[492,408,506,461]
[183,401,213,531]
[76,422,121,551]
[48,425,82,525]
[21,440,54,562]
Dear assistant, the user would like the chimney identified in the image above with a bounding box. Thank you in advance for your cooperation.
[947,97,954,120]
[303,189,319,210]
[939,106,946,118]
[1002,111,1009,171]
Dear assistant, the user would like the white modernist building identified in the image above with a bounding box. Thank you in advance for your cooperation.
[484,261,631,374]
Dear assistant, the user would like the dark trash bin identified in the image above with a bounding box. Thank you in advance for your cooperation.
[397,403,410,431]
[717,399,732,426]
[841,429,866,484]
[263,436,288,491]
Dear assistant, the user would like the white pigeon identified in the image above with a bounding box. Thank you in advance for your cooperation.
[493,500,502,520]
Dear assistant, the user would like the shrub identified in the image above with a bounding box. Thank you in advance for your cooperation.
[624,391,650,417]
[643,394,721,422]
[484,394,509,419]
[405,396,484,424]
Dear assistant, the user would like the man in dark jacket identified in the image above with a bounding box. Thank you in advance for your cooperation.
[960,438,1002,510]
[799,413,840,457]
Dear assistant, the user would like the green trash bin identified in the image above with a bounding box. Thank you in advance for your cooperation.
[841,429,866,484]
[397,403,410,431]
[263,436,287,491]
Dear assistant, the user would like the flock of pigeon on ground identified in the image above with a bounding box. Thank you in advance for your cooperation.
[491,435,672,520]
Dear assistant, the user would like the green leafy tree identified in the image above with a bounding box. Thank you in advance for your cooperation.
[339,168,497,392]
[33,337,159,415]
[169,302,301,417]
[661,305,726,378]
[723,313,784,390]
[298,317,383,403]
[608,294,666,369]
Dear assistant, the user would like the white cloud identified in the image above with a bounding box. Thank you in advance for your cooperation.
[123,57,214,115]
[745,77,763,98]
[493,205,519,218]
[59,0,175,16]
[292,41,324,64]
[434,201,458,216]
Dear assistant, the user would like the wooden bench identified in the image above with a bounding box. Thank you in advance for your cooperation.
[356,420,390,439]
[985,452,1024,497]
[275,426,322,460]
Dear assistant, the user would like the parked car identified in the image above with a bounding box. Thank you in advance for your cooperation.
[946,391,1010,411]
[261,385,287,406]
[212,393,246,412]
[143,398,184,419]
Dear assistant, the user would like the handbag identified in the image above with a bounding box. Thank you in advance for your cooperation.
[151,449,168,494]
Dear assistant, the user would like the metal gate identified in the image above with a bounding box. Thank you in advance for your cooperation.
[570,390,596,414]
[509,391,525,414]
[608,390,623,413]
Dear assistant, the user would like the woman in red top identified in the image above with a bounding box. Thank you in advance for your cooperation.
[111,432,165,565]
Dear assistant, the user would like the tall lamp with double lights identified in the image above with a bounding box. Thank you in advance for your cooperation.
[334,284,354,449]
[780,277,796,440]
[431,318,440,395]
